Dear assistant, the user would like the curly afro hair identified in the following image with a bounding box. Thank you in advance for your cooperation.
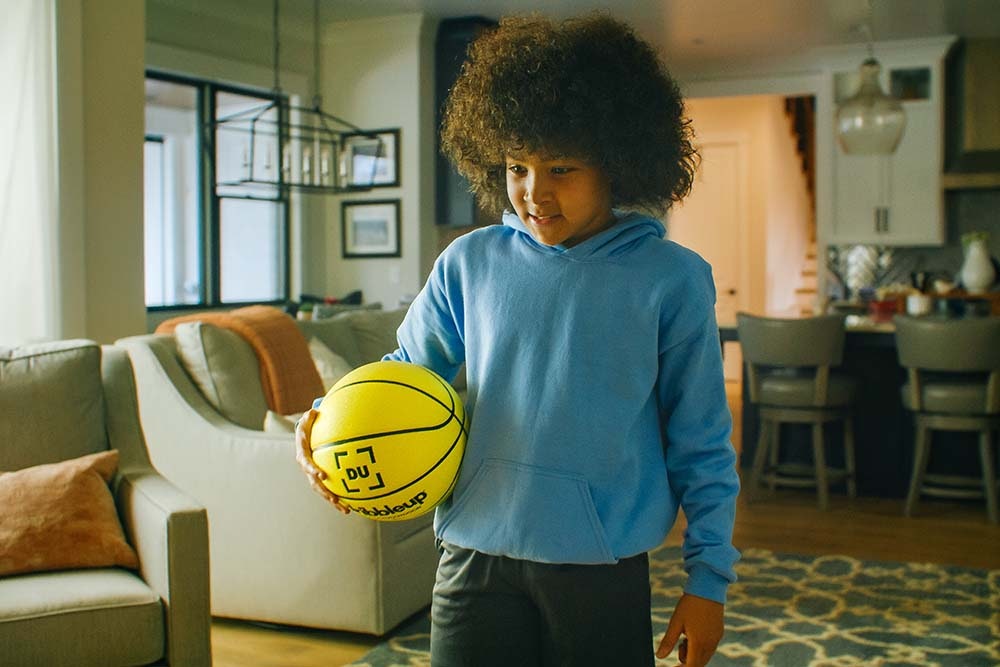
[440,12,698,217]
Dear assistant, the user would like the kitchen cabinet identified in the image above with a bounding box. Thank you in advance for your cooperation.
[828,38,955,245]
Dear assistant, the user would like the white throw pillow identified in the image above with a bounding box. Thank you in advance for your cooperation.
[309,336,354,392]
[263,410,303,434]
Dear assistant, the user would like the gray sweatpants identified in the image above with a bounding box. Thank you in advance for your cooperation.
[430,541,655,666]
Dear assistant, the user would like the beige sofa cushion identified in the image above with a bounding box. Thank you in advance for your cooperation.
[295,308,406,368]
[0,568,164,666]
[339,308,407,364]
[175,322,270,430]
[0,340,106,471]
[313,301,382,319]
[296,316,364,367]
[299,308,469,390]
[0,450,138,577]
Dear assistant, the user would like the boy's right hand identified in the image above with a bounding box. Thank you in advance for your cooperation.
[295,408,351,515]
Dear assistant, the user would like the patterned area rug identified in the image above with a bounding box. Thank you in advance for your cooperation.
[348,546,999,667]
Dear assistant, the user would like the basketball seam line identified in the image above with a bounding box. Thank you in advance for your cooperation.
[333,378,457,415]
[429,372,471,438]
[313,421,454,452]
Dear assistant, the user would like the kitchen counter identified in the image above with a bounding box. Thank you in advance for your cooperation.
[718,314,895,336]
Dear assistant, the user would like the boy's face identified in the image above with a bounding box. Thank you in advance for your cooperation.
[505,153,614,248]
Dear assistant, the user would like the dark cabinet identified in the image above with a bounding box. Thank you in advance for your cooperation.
[943,39,1000,189]
[434,16,497,227]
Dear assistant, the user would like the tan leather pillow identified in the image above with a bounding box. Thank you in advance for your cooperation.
[0,450,139,577]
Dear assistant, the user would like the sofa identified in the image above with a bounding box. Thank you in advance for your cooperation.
[115,307,441,635]
[0,340,211,666]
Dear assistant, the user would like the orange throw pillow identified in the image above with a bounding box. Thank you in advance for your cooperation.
[0,450,139,577]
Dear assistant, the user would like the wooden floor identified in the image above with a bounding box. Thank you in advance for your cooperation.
[211,382,1000,667]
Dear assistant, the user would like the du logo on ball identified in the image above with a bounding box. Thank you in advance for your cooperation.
[333,445,387,494]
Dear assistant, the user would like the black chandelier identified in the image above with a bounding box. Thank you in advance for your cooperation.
[211,0,385,194]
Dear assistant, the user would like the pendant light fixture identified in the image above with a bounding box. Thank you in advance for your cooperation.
[212,0,384,193]
[835,0,906,155]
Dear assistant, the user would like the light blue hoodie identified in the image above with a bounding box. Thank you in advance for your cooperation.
[385,210,740,603]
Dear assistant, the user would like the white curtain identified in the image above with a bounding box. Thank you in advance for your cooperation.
[0,0,58,346]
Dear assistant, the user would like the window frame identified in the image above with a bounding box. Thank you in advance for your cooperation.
[144,69,291,312]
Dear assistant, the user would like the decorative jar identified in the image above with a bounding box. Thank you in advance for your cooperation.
[960,232,996,295]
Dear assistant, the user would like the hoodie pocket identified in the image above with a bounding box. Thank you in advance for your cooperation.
[438,458,616,564]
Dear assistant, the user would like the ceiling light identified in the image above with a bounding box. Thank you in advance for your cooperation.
[212,0,384,193]
[835,0,905,155]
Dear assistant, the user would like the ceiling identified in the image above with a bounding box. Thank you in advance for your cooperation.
[153,0,1000,74]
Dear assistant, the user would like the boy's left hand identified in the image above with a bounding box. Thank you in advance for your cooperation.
[656,593,724,666]
[295,408,351,514]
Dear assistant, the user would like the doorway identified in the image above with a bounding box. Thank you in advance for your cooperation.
[667,94,816,379]
[668,134,749,328]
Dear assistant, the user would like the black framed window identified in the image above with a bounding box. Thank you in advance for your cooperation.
[143,71,289,309]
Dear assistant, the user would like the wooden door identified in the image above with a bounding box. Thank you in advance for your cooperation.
[667,136,748,379]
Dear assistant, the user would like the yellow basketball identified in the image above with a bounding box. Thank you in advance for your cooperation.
[310,361,467,521]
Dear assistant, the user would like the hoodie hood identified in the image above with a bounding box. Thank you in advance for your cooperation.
[501,210,665,260]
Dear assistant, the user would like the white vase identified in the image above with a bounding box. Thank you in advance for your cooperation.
[960,239,996,294]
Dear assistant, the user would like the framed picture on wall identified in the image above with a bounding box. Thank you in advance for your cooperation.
[341,199,401,258]
[340,129,400,188]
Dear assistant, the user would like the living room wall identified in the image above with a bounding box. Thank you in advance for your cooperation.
[57,0,147,344]
[320,14,437,309]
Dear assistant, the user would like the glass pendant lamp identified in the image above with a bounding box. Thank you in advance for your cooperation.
[835,1,906,155]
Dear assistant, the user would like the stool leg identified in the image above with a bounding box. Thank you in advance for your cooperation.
[905,423,931,518]
[979,430,998,525]
[843,416,857,498]
[750,419,771,497]
[749,418,771,499]
[767,423,780,492]
[812,422,829,511]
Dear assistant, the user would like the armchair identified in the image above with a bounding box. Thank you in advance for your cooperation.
[0,341,210,666]
[116,309,438,635]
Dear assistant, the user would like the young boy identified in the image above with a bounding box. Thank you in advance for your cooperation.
[297,13,739,667]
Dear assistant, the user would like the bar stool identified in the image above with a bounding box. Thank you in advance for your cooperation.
[737,313,857,510]
[894,315,1000,523]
